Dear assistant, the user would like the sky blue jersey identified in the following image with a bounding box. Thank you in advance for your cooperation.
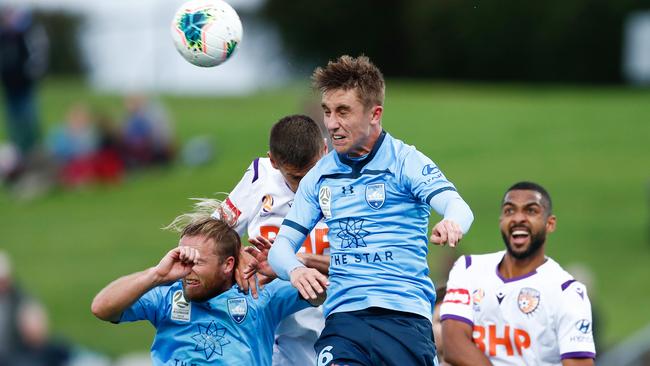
[119,279,311,366]
[269,131,473,320]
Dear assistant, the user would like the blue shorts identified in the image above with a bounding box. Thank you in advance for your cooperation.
[314,307,438,366]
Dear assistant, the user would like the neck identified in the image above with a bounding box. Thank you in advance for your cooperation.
[498,250,546,280]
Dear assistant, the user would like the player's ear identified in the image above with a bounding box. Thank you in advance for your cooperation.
[545,214,557,233]
[370,105,383,125]
[268,152,279,169]
[322,139,328,155]
[223,256,236,275]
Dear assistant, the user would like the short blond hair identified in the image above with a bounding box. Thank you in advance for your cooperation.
[165,199,241,266]
[312,55,385,109]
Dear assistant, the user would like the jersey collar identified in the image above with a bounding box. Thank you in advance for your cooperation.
[337,130,387,173]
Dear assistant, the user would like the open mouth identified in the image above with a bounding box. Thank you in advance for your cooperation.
[510,228,530,245]
[184,278,200,287]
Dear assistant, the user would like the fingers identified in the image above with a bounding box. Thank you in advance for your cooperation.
[248,235,273,251]
[431,220,463,247]
[248,275,259,299]
[291,268,329,300]
[235,266,249,294]
[179,246,200,264]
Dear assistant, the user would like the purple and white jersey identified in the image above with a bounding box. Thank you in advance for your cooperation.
[440,251,596,365]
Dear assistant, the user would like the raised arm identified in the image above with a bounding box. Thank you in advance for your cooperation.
[430,191,474,247]
[91,246,199,322]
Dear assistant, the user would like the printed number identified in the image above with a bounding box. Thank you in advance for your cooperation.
[317,345,334,366]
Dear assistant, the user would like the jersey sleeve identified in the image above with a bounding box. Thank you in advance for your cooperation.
[400,149,474,233]
[439,255,474,326]
[118,286,165,327]
[262,280,312,329]
[269,169,323,280]
[212,159,261,236]
[557,281,597,359]
[401,149,456,206]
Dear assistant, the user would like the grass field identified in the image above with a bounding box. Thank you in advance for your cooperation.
[1,78,649,357]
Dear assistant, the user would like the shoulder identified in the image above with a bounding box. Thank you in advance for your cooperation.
[247,157,280,184]
[540,258,588,295]
[452,251,504,275]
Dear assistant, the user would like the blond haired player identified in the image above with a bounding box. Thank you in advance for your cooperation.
[440,182,596,366]
[213,114,329,366]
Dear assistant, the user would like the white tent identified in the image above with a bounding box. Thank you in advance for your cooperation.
[4,0,290,95]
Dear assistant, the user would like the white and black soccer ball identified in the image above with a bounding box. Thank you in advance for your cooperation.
[171,0,243,67]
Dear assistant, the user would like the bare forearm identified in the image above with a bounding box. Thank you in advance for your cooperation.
[297,253,330,275]
[444,343,492,366]
[91,267,163,322]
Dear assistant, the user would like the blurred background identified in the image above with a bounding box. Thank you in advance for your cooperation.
[1,0,649,365]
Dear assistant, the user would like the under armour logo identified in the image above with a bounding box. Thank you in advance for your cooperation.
[341,185,354,195]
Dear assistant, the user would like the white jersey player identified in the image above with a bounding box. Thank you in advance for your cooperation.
[214,115,329,366]
[441,182,595,366]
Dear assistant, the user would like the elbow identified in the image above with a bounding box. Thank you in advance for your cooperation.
[90,295,113,322]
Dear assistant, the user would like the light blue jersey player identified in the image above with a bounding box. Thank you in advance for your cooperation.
[92,216,320,366]
[268,55,473,366]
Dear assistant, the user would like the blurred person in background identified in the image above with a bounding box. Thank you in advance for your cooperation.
[0,251,70,366]
[121,95,175,169]
[46,103,98,187]
[0,6,48,181]
[440,182,596,366]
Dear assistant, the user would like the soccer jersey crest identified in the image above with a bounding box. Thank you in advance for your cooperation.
[227,297,247,324]
[365,183,385,209]
[260,194,274,216]
[517,287,540,314]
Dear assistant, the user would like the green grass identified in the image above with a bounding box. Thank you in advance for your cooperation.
[1,78,649,356]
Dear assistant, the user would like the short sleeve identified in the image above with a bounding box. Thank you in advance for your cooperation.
[557,281,597,359]
[439,255,474,326]
[262,280,311,329]
[119,286,165,327]
[400,149,456,205]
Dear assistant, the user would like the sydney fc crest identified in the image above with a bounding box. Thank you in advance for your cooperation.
[365,183,385,210]
[227,298,247,324]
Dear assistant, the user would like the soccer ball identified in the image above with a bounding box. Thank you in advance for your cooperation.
[171,0,243,67]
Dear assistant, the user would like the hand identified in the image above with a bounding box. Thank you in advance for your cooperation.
[289,267,329,301]
[153,246,199,283]
[430,219,463,247]
[235,249,260,298]
[243,235,277,279]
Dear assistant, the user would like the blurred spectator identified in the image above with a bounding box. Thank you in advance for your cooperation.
[46,103,98,187]
[10,301,71,366]
[0,6,48,181]
[0,251,25,366]
[121,95,175,168]
[0,251,71,366]
[93,112,124,184]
